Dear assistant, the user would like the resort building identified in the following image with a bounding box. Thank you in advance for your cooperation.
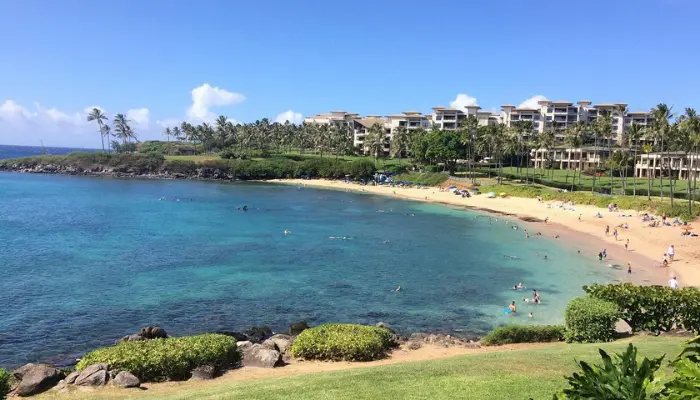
[635,152,700,180]
[531,146,612,171]
[430,107,466,130]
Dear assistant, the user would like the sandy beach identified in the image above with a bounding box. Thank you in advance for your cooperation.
[269,179,700,288]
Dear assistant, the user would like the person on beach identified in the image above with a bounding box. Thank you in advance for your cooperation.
[544,217,549,224]
[662,254,669,267]
[598,252,603,263]
[579,214,582,221]
[602,249,607,259]
[613,229,618,241]
[625,239,629,251]
[627,263,632,274]
[669,276,679,289]
[605,225,610,236]
[509,301,517,314]
[668,245,675,262]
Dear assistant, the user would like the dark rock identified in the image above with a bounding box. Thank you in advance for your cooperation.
[113,371,140,388]
[109,370,118,380]
[74,363,109,386]
[64,370,81,385]
[263,334,293,355]
[118,333,146,343]
[16,364,65,396]
[243,326,272,344]
[375,322,394,332]
[189,365,217,381]
[214,331,249,342]
[139,326,168,339]
[42,353,82,369]
[241,344,283,368]
[403,341,423,350]
[289,321,310,336]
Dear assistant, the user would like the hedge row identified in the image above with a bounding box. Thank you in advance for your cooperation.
[584,283,700,334]
[0,153,378,180]
[0,368,10,400]
[481,325,565,346]
[76,334,239,382]
[290,324,395,361]
[564,296,620,343]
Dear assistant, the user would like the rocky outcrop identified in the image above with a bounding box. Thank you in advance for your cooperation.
[241,343,283,368]
[118,326,168,343]
[74,363,109,386]
[112,371,140,388]
[15,364,65,397]
[406,333,481,349]
[243,326,272,344]
[214,331,250,342]
[189,365,217,380]
[289,321,310,336]
[263,334,293,355]
[64,371,81,385]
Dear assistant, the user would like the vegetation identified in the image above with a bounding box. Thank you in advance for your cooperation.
[392,172,449,186]
[664,336,700,399]
[290,324,394,361]
[584,283,700,334]
[564,296,620,343]
[37,337,685,400]
[75,334,239,382]
[556,343,665,400]
[0,368,10,400]
[480,324,565,346]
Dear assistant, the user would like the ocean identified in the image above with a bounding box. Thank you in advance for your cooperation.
[0,144,98,160]
[0,173,619,368]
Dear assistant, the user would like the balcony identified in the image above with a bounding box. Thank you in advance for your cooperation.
[442,123,457,130]
[443,116,456,121]
[554,108,568,114]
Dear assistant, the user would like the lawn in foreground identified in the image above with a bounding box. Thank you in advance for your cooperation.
[38,336,685,400]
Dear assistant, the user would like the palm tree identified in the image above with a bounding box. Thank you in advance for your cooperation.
[677,108,700,213]
[651,104,674,204]
[540,127,555,180]
[565,122,586,191]
[459,116,479,183]
[100,124,111,152]
[181,122,197,154]
[642,143,654,200]
[592,110,612,193]
[517,121,534,183]
[163,127,172,155]
[626,122,644,197]
[365,122,386,166]
[87,108,109,152]
[390,126,409,159]
[113,114,131,147]
[215,115,229,151]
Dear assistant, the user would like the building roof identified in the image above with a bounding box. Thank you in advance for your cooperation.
[552,100,573,105]
[356,117,386,128]
[431,106,445,110]
[514,108,538,112]
[434,108,461,112]
[403,111,422,115]
[501,104,516,108]
[627,111,649,115]
[578,100,592,104]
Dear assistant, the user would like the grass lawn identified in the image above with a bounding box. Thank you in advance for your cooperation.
[475,166,696,198]
[37,337,686,400]
[163,153,412,170]
[164,155,222,162]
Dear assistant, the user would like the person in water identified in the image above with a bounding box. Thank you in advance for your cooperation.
[517,282,523,289]
[508,301,517,314]
[528,312,533,318]
[284,229,290,235]
[395,285,401,292]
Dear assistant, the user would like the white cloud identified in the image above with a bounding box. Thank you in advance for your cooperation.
[449,93,479,110]
[127,108,150,127]
[187,83,246,122]
[275,110,303,124]
[156,119,181,129]
[518,95,548,109]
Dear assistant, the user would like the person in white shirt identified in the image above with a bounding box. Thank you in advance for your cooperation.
[669,276,679,289]
[668,245,675,262]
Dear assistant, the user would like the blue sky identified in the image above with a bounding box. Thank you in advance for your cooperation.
[1,0,699,147]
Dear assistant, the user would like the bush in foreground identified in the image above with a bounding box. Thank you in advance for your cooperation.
[584,283,700,335]
[290,324,394,361]
[565,296,620,343]
[481,325,565,346]
[76,334,239,382]
[0,368,10,400]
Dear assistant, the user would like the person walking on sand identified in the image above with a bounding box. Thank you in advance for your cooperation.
[613,228,618,241]
[668,245,675,262]
[602,249,607,259]
[625,239,629,251]
[627,263,632,274]
[598,252,603,263]
[605,225,610,236]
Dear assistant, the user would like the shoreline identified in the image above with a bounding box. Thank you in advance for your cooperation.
[267,178,698,288]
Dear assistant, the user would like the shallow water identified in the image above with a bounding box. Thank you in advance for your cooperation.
[0,173,620,367]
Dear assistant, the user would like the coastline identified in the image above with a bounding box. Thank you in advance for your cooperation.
[267,178,698,288]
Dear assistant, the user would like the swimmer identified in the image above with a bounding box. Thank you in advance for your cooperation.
[395,285,401,292]
[383,240,390,244]
[554,235,560,239]
[512,285,518,290]
[284,229,290,235]
[526,233,530,239]
[544,255,548,260]
[523,297,530,303]
[508,301,517,314]
[528,312,533,318]
[517,282,523,289]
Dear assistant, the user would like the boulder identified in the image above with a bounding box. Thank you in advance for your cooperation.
[189,365,217,381]
[263,334,293,355]
[243,326,272,344]
[113,371,140,388]
[289,321,310,336]
[74,363,109,387]
[241,344,282,368]
[403,341,423,350]
[375,322,394,332]
[139,326,168,339]
[16,364,65,397]
[118,333,146,343]
[12,363,37,380]
[64,370,81,384]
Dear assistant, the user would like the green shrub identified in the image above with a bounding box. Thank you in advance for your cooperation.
[664,336,700,399]
[290,324,394,361]
[480,325,565,346]
[584,283,700,334]
[556,344,664,400]
[565,296,620,343]
[393,172,448,186]
[0,368,10,400]
[348,159,375,179]
[76,334,239,382]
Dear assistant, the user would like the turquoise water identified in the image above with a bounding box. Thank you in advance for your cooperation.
[0,173,618,368]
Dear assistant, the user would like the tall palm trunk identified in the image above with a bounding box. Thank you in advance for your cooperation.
[647,159,652,200]
[632,145,638,197]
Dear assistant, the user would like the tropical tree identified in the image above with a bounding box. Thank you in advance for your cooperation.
[627,122,644,197]
[540,126,555,180]
[651,103,675,204]
[113,114,131,147]
[163,127,172,155]
[565,122,586,191]
[215,115,229,151]
[459,116,479,183]
[390,126,409,159]
[87,108,109,152]
[642,143,654,200]
[592,110,612,193]
[677,108,700,213]
[365,122,387,165]
[100,124,111,152]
